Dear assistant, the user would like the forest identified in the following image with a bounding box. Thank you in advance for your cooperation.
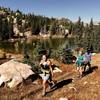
[0,7,100,52]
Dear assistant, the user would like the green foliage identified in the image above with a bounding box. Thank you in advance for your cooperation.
[0,7,100,52]
[73,17,84,39]
[22,54,39,73]
[51,40,74,64]
[0,7,71,38]
[49,22,57,35]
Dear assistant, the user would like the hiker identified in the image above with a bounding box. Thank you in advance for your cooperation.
[75,51,84,78]
[39,55,55,96]
[83,49,92,72]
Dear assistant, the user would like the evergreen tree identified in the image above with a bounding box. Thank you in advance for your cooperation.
[2,18,9,39]
[0,15,2,40]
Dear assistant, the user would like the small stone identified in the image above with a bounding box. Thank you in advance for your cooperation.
[69,86,77,92]
[59,97,68,100]
[83,81,88,85]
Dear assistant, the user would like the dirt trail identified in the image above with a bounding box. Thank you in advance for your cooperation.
[0,53,100,100]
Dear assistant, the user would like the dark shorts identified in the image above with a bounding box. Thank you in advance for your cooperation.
[76,61,84,67]
[84,61,91,66]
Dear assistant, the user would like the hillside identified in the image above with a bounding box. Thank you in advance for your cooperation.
[0,53,100,100]
[0,7,71,40]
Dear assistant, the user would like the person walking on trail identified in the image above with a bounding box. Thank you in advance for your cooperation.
[39,55,55,96]
[76,51,84,78]
[83,49,92,72]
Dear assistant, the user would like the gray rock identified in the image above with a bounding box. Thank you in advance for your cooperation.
[0,60,34,88]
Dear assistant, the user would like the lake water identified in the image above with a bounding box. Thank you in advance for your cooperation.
[0,38,76,58]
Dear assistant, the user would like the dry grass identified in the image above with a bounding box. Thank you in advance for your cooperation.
[0,53,100,100]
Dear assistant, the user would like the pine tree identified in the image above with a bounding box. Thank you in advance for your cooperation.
[0,15,2,40]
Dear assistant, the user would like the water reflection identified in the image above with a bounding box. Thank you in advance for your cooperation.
[0,38,75,55]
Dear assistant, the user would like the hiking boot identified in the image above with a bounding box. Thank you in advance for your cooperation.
[79,74,84,78]
[77,74,80,78]
[42,92,46,96]
[77,74,83,79]
[50,82,56,89]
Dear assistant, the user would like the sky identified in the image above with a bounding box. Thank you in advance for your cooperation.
[0,0,100,23]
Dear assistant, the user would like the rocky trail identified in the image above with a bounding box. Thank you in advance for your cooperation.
[0,53,100,100]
